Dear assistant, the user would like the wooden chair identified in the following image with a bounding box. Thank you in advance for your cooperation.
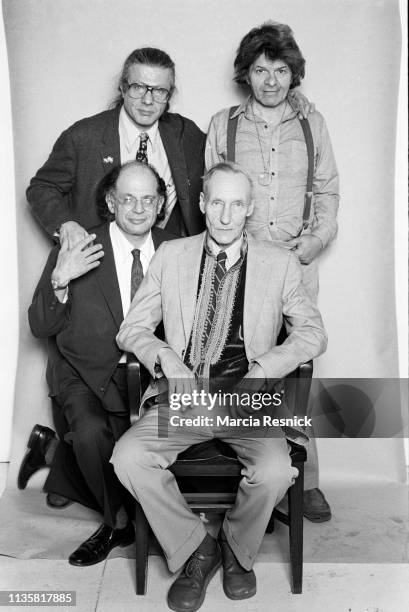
[126,358,312,596]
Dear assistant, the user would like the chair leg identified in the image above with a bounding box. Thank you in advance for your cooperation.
[135,502,149,595]
[288,462,304,594]
[266,514,275,533]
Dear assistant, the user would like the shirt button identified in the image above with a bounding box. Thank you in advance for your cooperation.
[264,125,268,129]
[270,221,274,225]
[270,196,275,200]
[272,147,276,152]
[100,386,105,393]
[271,172,275,176]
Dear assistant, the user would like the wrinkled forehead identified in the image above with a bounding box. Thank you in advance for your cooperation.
[205,170,252,201]
[126,62,174,88]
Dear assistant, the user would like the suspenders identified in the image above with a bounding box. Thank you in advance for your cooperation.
[226,106,240,166]
[226,105,314,231]
[298,118,314,231]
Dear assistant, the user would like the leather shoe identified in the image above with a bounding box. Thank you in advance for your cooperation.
[167,533,221,612]
[46,492,73,509]
[17,424,56,489]
[219,529,256,600]
[303,488,332,522]
[68,522,135,566]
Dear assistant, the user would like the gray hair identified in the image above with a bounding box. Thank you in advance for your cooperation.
[202,162,254,199]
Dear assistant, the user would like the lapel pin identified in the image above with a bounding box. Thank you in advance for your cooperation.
[103,156,114,164]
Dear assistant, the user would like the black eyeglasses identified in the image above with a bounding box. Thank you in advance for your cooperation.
[124,81,170,103]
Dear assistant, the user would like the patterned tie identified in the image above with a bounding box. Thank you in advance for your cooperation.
[136,132,148,163]
[204,251,227,341]
[130,249,144,301]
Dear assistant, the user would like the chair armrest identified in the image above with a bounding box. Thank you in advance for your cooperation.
[284,361,313,417]
[126,353,142,422]
[288,440,307,462]
[297,361,313,378]
[294,361,313,416]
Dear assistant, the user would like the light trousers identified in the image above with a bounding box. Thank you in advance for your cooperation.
[111,406,298,572]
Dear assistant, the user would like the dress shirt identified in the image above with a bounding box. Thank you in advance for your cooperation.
[205,98,339,248]
[109,221,155,363]
[110,221,155,363]
[118,107,177,227]
[206,233,245,270]
[110,221,155,316]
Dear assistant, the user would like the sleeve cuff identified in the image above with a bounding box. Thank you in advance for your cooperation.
[309,233,325,249]
[309,227,330,249]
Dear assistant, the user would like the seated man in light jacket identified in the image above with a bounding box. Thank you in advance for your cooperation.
[112,161,327,612]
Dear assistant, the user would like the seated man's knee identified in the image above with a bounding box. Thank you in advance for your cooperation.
[249,449,297,491]
[110,435,149,483]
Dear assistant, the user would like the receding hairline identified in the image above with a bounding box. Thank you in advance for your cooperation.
[125,61,175,81]
[111,162,162,193]
[203,164,253,198]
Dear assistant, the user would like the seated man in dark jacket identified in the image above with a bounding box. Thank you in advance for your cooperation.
[23,161,176,566]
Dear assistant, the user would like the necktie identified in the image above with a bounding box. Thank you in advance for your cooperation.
[204,251,227,341]
[130,249,144,301]
[136,132,148,163]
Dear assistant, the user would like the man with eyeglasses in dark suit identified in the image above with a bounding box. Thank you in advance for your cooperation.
[25,161,176,566]
[27,47,206,248]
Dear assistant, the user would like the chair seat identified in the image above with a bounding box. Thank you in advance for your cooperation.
[169,439,306,480]
[177,439,237,462]
[175,438,306,464]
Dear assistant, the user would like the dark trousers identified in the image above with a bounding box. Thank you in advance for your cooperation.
[44,366,133,527]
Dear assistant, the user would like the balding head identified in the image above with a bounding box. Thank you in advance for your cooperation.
[98,161,167,245]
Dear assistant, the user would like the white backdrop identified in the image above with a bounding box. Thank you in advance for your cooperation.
[1,0,406,478]
[0,10,18,462]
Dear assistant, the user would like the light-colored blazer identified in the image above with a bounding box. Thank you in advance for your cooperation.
[117,232,327,407]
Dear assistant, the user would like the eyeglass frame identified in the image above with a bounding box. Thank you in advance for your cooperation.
[111,193,162,211]
[122,80,171,103]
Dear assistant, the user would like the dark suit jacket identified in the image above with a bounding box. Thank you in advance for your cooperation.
[28,223,173,413]
[27,107,206,238]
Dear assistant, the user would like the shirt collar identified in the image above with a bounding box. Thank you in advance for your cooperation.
[231,95,298,122]
[119,106,160,153]
[110,220,153,263]
[205,232,248,268]
[230,98,249,119]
